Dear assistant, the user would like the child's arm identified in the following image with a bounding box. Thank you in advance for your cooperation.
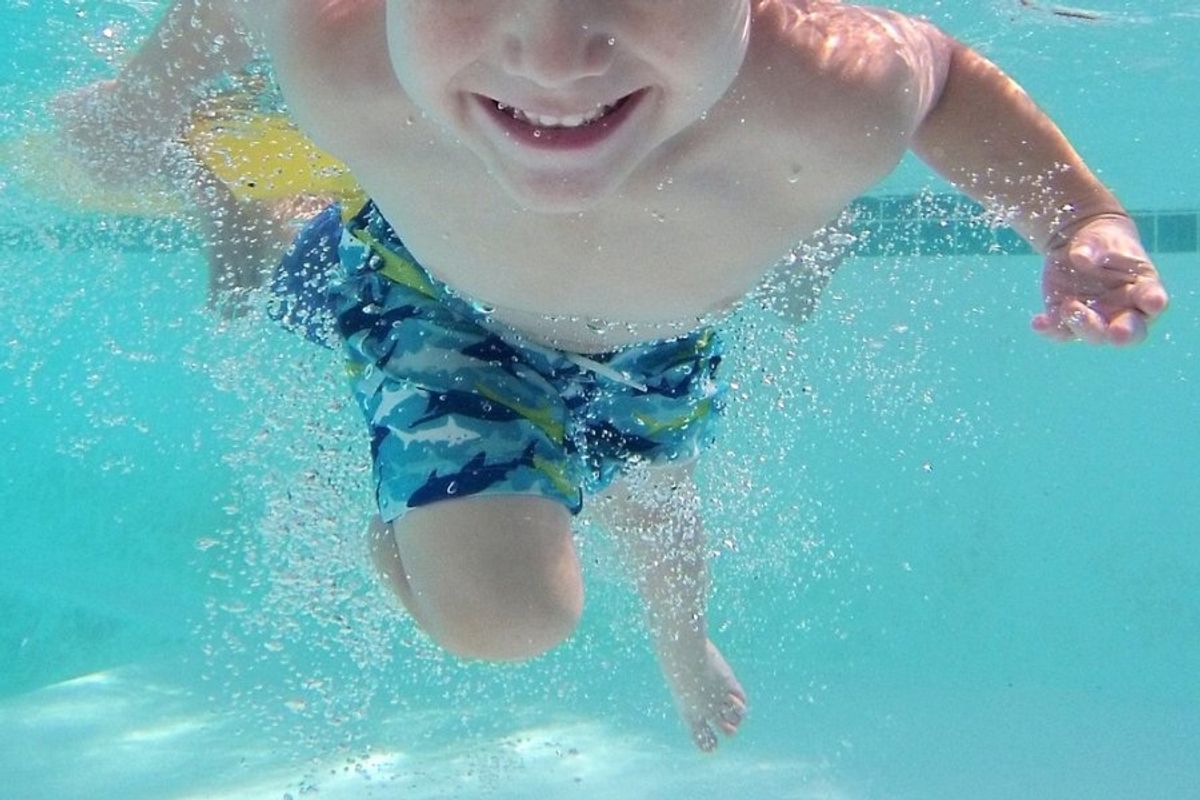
[54,0,253,187]
[912,39,1119,251]
[911,36,1168,345]
[52,1,311,315]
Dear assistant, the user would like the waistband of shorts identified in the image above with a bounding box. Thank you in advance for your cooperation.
[341,200,721,374]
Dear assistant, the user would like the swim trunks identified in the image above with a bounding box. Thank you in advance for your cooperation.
[270,202,725,522]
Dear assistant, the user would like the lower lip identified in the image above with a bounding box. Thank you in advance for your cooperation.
[477,90,646,151]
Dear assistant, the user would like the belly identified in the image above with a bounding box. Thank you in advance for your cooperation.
[483,301,734,353]
[407,240,755,352]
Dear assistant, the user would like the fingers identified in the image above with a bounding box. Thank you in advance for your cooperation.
[1037,259,1168,345]
[1036,300,1108,344]
[1031,312,1069,340]
[1041,215,1168,346]
[1069,241,1142,275]
[1131,279,1169,317]
[1033,301,1152,346]
[1105,309,1147,346]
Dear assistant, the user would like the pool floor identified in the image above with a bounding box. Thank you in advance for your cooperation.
[2,655,1196,800]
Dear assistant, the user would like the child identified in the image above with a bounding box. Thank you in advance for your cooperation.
[54,0,1168,752]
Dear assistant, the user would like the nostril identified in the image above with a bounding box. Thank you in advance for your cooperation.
[501,28,616,85]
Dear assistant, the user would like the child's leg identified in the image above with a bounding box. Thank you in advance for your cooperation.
[370,495,584,662]
[596,462,747,752]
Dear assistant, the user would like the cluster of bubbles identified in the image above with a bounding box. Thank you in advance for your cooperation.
[180,290,406,755]
[0,2,1191,795]
[0,190,1017,786]
[0,6,1057,783]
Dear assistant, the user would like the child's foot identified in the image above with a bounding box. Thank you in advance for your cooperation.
[659,639,747,752]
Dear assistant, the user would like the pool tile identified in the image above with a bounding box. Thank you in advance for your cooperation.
[1155,213,1198,253]
[849,196,881,223]
[879,195,917,221]
[993,226,1034,255]
[949,221,997,255]
[3,193,1197,260]
[1130,214,1156,252]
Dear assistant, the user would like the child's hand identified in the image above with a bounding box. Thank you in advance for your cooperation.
[1032,214,1169,345]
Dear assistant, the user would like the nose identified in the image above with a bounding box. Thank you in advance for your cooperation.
[501,2,615,87]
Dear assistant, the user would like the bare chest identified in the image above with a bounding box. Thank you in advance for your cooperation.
[349,107,902,349]
[259,5,914,350]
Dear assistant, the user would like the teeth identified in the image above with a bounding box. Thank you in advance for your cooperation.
[497,102,615,128]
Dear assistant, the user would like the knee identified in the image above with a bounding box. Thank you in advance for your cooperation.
[428,577,583,662]
[391,498,584,662]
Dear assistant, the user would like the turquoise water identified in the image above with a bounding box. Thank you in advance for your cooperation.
[1,2,1197,799]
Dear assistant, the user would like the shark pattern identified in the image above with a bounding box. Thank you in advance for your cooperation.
[461,335,530,381]
[578,420,662,457]
[390,417,482,448]
[407,442,540,508]
[280,200,726,521]
[409,387,527,428]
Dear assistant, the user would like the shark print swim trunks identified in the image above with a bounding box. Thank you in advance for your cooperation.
[270,202,725,523]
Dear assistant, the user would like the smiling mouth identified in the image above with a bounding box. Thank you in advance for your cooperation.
[476,90,646,150]
[494,96,625,128]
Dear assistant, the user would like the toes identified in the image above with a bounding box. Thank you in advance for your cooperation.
[692,719,718,753]
[717,696,746,734]
[692,694,747,750]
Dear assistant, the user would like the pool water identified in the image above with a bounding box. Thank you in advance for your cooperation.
[1,2,1197,799]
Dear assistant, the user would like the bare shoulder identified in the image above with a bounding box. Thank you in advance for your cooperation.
[229,0,382,45]
[236,0,391,95]
[752,0,954,124]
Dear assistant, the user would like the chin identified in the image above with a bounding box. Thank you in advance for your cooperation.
[492,166,628,214]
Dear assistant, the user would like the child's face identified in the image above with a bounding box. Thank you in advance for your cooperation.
[386,1,752,212]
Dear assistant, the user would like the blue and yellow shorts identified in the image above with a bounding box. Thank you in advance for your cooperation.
[270,202,725,523]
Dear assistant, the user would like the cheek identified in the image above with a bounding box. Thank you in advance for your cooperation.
[635,1,749,69]
[388,7,493,87]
